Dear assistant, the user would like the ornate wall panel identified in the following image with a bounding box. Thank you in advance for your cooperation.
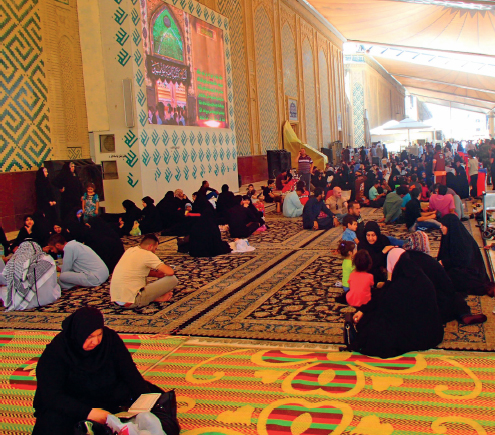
[218,0,252,156]
[254,7,279,153]
[1,0,51,172]
[318,49,331,147]
[281,24,297,99]
[302,38,317,148]
[352,81,365,148]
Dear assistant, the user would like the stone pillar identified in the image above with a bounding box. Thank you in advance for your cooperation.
[489,109,495,139]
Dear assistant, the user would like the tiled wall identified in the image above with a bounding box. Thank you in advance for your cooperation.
[1,0,51,172]
[302,38,317,148]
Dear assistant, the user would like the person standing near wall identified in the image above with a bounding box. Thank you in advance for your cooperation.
[297,148,313,191]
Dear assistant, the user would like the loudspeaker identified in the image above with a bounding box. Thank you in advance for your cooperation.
[267,150,281,179]
[321,148,333,164]
[122,78,135,128]
[280,150,292,172]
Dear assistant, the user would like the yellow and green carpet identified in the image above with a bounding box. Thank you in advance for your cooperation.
[1,330,494,435]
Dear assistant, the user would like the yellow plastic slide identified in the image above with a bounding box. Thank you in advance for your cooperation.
[282,121,328,170]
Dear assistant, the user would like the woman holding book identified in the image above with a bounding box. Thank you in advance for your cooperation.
[32,307,151,434]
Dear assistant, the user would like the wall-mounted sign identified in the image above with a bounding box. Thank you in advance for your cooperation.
[287,97,299,123]
[337,112,342,131]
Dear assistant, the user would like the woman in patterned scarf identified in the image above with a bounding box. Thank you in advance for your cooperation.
[3,240,60,311]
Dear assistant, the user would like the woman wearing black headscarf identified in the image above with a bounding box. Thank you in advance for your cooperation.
[54,162,84,220]
[189,208,232,257]
[11,214,48,251]
[157,191,183,231]
[454,161,470,199]
[35,167,57,224]
[216,184,236,220]
[358,221,391,283]
[140,196,162,234]
[350,248,444,358]
[406,249,487,325]
[32,307,151,435]
[85,217,125,273]
[120,200,142,236]
[438,214,494,296]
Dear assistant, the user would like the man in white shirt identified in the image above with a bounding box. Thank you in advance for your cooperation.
[110,234,178,308]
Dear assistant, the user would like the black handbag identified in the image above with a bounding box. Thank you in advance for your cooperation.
[146,382,181,435]
[343,312,357,350]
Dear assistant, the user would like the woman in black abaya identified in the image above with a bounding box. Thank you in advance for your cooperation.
[120,200,142,236]
[157,191,183,231]
[54,162,84,220]
[85,217,125,273]
[139,196,162,234]
[438,214,494,296]
[358,221,391,284]
[454,161,470,199]
[32,307,151,435]
[188,208,232,257]
[350,248,444,358]
[35,167,57,224]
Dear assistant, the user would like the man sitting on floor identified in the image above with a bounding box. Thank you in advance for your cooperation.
[325,186,348,222]
[380,185,407,224]
[46,234,109,290]
[110,233,178,308]
[283,182,304,218]
[302,187,339,230]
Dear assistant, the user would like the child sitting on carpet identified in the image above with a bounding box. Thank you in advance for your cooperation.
[342,214,359,244]
[347,249,374,308]
[338,240,356,293]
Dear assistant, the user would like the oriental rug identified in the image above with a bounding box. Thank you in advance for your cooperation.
[0,330,187,435]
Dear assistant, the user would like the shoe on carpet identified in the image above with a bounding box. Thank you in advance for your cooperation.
[461,217,468,221]
[335,281,343,288]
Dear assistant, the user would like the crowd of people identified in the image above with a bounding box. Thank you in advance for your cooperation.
[1,139,495,434]
[0,139,493,354]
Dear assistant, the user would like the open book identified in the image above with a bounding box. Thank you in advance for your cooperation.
[115,393,161,419]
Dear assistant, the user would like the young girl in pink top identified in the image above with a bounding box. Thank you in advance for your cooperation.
[347,249,374,308]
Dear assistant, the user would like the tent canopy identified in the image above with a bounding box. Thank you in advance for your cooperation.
[307,0,495,113]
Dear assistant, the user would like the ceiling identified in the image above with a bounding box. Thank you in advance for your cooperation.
[306,0,495,112]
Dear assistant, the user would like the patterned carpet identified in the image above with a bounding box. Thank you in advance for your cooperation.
[1,207,494,351]
[2,335,495,435]
[0,329,187,435]
[143,343,495,435]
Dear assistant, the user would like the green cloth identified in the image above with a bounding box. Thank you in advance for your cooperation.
[342,258,355,288]
[383,192,403,223]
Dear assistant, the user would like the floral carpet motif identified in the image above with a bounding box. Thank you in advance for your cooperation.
[3,335,495,435]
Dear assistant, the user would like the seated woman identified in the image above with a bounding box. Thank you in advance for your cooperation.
[3,240,60,310]
[32,307,178,435]
[349,248,444,358]
[227,196,261,238]
[85,217,125,273]
[11,214,49,251]
[188,209,232,257]
[119,200,142,236]
[216,184,236,221]
[438,214,494,296]
[357,221,391,284]
[139,196,162,234]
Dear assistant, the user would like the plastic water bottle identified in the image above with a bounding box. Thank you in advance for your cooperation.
[0,245,4,258]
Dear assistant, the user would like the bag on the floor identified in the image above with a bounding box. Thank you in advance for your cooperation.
[74,419,113,435]
[147,382,181,435]
[343,312,357,350]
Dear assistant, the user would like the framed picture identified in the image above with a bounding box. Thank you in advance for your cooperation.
[286,97,299,123]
